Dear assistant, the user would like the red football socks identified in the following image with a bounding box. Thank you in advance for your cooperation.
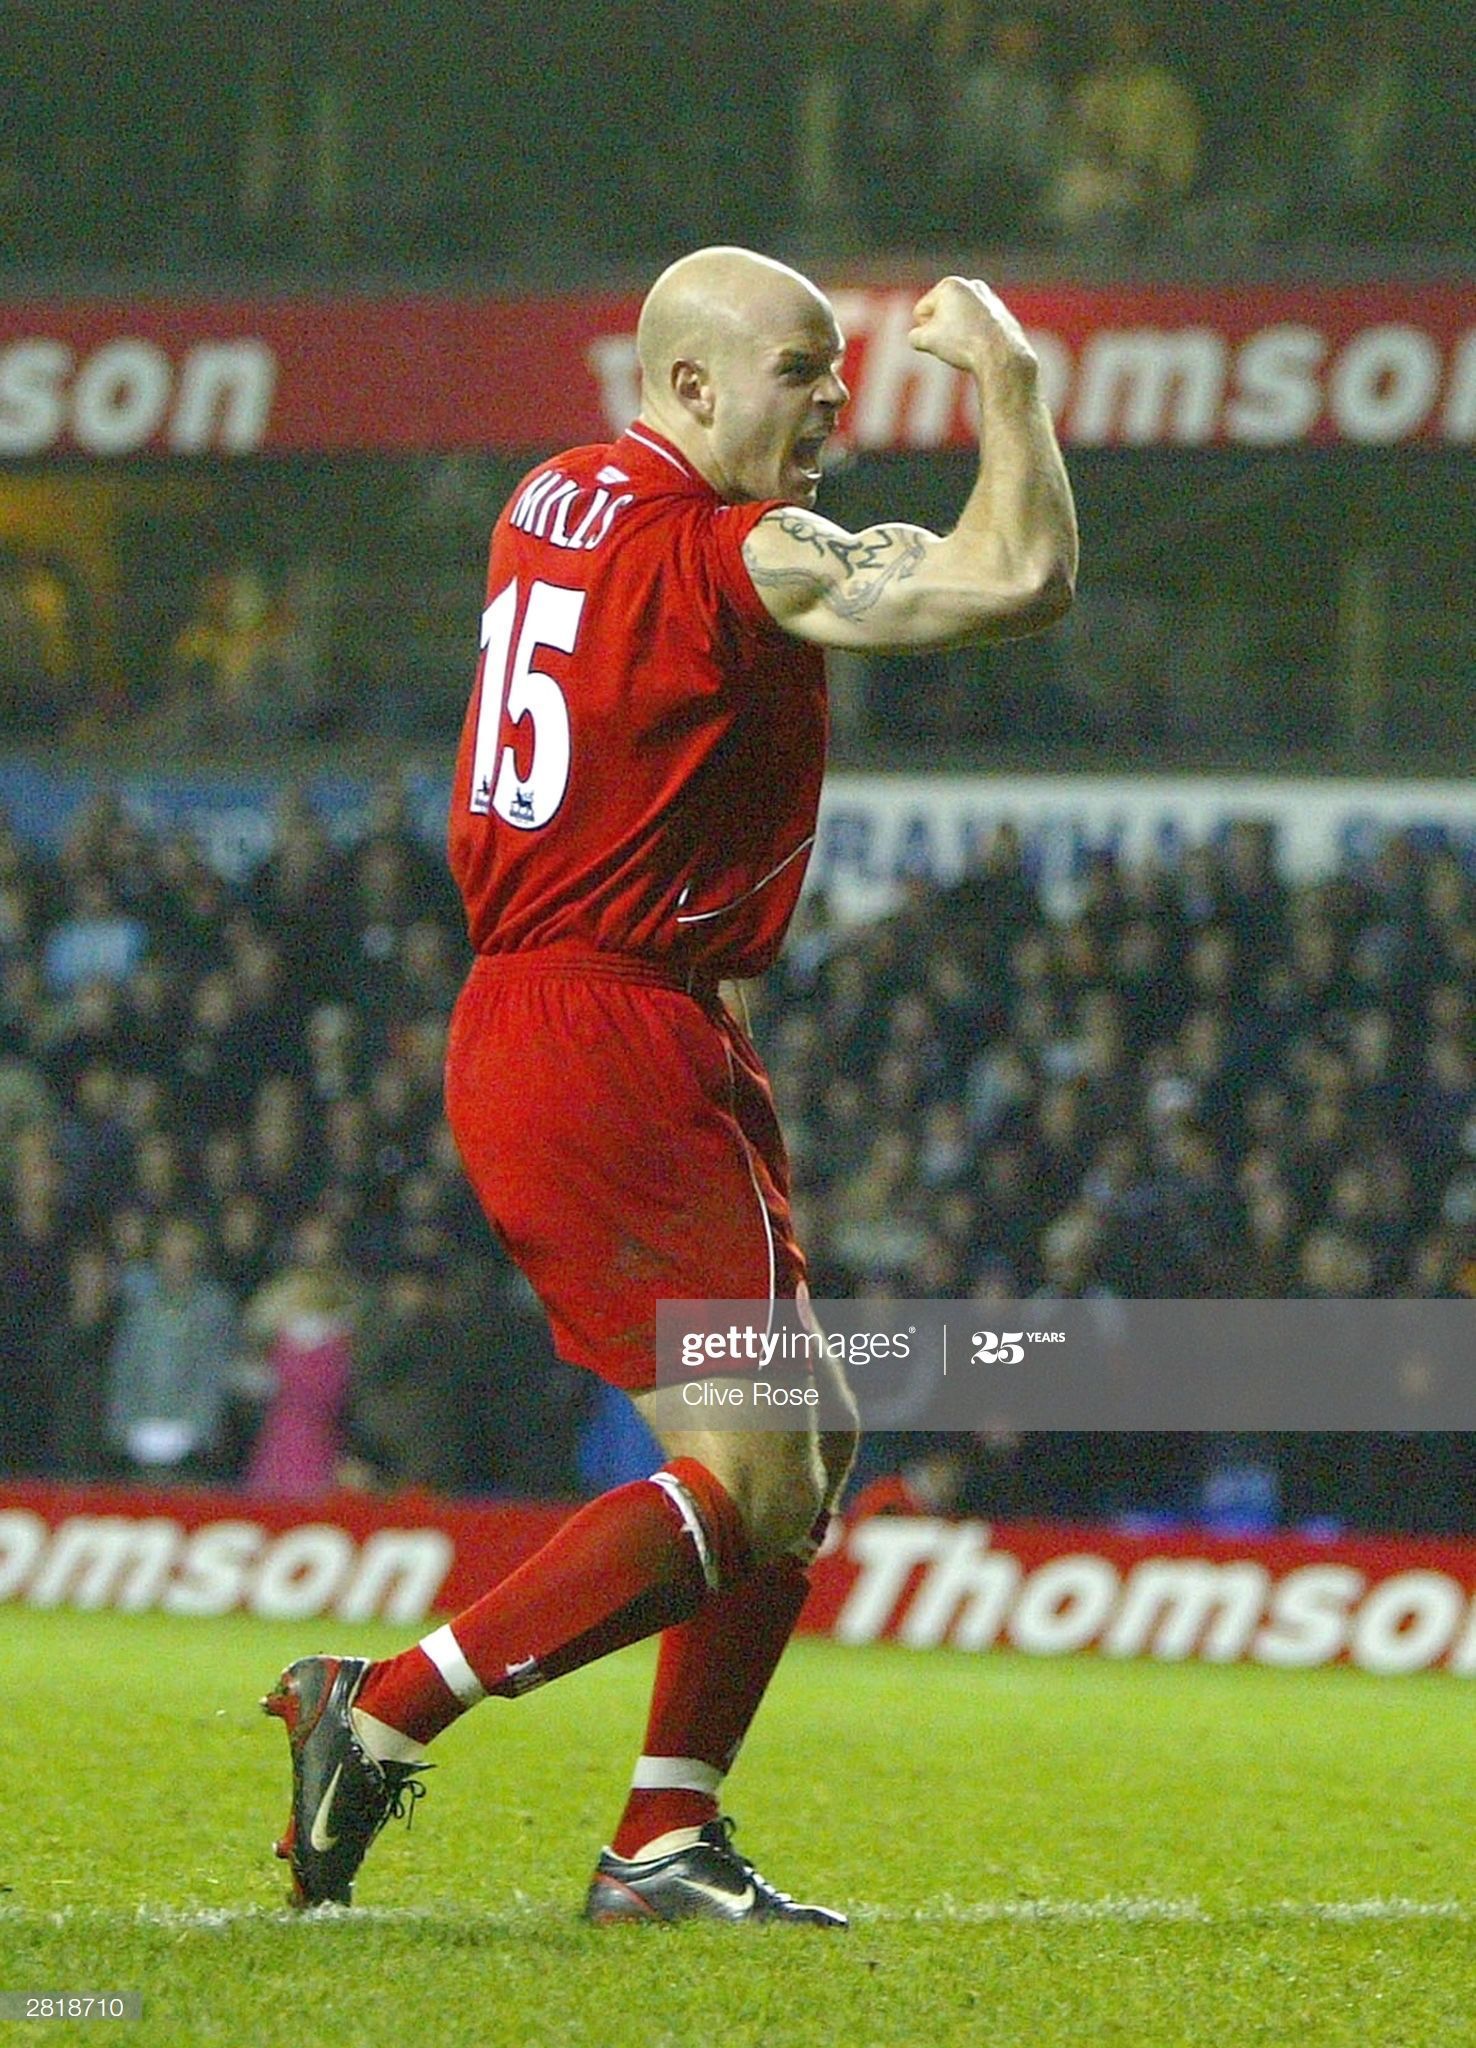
[355,1459,751,1749]
[610,1553,813,1858]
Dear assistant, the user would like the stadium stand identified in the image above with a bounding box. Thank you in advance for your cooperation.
[1,787,1473,1525]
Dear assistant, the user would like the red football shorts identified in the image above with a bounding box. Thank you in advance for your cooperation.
[444,952,807,1391]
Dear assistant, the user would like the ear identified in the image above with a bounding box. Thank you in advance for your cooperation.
[670,357,716,426]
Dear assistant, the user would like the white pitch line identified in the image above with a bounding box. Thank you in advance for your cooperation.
[856,1897,1212,1925]
[0,1903,558,1932]
[1281,1898,1468,1923]
[856,1896,1471,1926]
[1,1897,1470,1931]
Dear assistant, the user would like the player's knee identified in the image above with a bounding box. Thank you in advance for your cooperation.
[738,1442,827,1563]
[636,1410,831,1567]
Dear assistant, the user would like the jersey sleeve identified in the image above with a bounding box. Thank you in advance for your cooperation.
[706,498,790,631]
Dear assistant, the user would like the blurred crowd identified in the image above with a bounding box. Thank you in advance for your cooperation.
[817,5,1423,259]
[0,783,586,1499]
[0,1,1457,278]
[760,818,1476,1305]
[755,817,1476,1529]
[3,789,1476,1526]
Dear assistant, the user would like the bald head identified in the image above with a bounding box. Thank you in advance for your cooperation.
[634,246,847,505]
[637,246,831,391]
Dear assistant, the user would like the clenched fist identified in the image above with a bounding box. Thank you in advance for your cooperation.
[908,276,1039,382]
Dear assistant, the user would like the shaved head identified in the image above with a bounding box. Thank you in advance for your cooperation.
[634,246,847,505]
[637,246,832,392]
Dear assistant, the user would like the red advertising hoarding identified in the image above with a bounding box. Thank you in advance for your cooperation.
[0,284,1473,458]
[5,1480,1476,1677]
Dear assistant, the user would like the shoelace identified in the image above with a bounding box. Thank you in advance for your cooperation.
[389,1777,426,1831]
[351,1744,431,1842]
[711,1816,796,1906]
[382,1767,429,1834]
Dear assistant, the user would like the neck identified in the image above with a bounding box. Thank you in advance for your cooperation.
[633,409,724,496]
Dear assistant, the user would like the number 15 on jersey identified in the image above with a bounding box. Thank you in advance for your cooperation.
[468,577,583,830]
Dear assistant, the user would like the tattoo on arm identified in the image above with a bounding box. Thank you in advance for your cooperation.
[746,513,927,622]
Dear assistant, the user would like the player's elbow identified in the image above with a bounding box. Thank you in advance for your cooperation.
[1024,556,1076,628]
[983,553,1074,639]
[883,549,1073,652]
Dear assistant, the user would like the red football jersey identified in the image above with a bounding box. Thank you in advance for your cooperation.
[448,423,827,982]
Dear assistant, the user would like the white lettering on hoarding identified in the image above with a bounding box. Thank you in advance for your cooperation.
[833,1517,954,1643]
[587,334,640,433]
[1,1514,452,1622]
[338,1529,456,1625]
[169,342,277,452]
[831,291,960,449]
[1254,1565,1367,1668]
[0,1510,47,1598]
[249,1524,355,1619]
[582,298,1476,452]
[1221,325,1326,444]
[1102,1559,1269,1661]
[9,1505,1476,1675]
[1072,329,1227,445]
[1328,326,1443,444]
[0,341,72,453]
[1348,1570,1465,1676]
[1442,331,1476,439]
[7,300,1476,458]
[805,774,1476,930]
[893,1523,1019,1649]
[831,1519,1476,1674]
[1008,1553,1118,1655]
[1446,1590,1476,1675]
[27,1516,180,1611]
[70,340,173,453]
[162,1520,263,1616]
[0,338,277,455]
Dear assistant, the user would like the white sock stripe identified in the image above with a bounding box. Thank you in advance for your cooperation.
[419,1622,487,1707]
[649,1469,719,1589]
[631,1755,724,1794]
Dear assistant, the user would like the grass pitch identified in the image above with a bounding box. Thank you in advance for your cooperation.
[1,1607,1473,2047]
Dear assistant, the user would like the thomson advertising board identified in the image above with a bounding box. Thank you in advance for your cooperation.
[0,282,1474,457]
[4,1483,1476,1679]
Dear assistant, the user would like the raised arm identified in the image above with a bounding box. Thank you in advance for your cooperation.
[742,277,1077,652]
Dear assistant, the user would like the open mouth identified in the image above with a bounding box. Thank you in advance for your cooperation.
[791,431,829,483]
